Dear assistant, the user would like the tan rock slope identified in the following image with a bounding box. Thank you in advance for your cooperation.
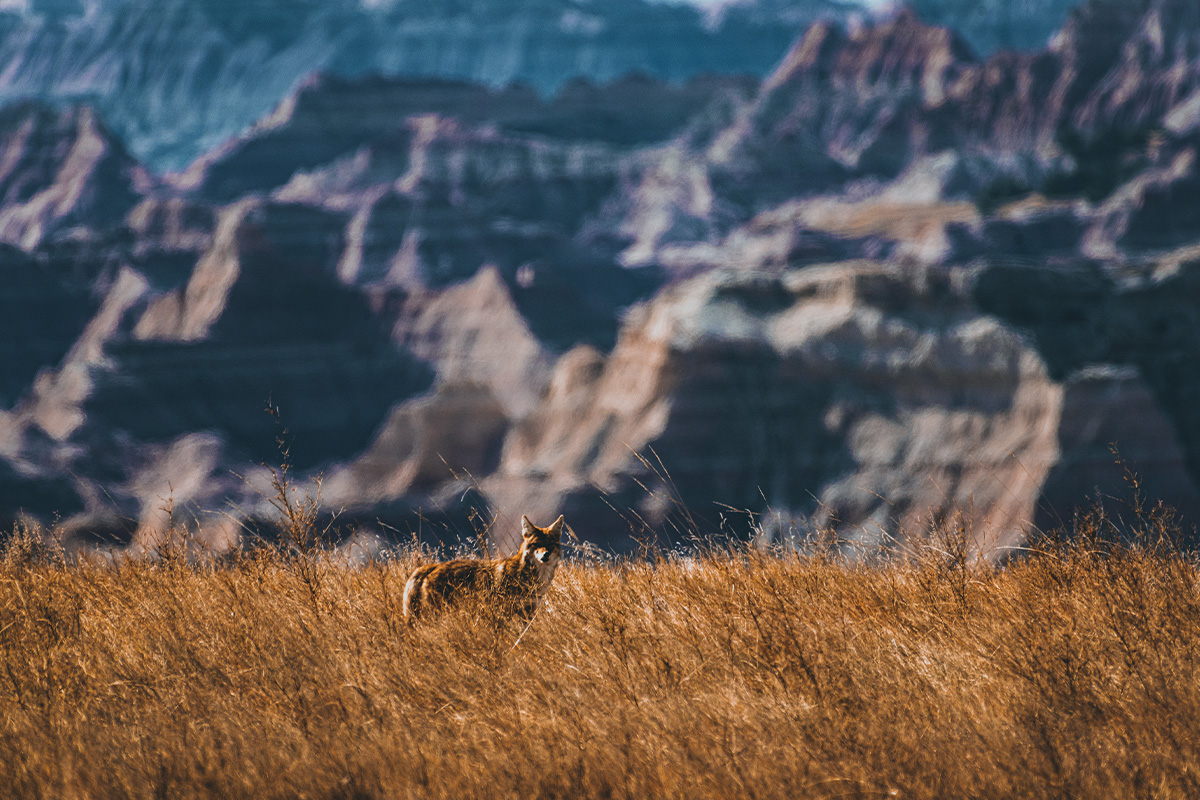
[486,262,1200,551]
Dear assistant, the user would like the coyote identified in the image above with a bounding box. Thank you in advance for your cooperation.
[402,515,564,623]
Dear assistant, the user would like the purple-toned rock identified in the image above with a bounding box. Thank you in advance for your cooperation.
[0,104,148,250]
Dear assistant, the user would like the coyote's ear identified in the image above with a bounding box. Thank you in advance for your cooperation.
[547,515,565,538]
[521,515,537,539]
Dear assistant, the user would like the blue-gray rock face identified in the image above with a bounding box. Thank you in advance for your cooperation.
[0,0,1086,173]
[0,0,839,171]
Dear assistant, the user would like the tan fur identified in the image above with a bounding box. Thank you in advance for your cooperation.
[402,515,564,623]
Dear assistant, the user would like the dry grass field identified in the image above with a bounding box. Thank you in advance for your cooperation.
[1,503,1199,799]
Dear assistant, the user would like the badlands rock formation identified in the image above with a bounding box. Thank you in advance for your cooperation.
[0,0,836,171]
[486,262,1200,549]
[2,0,1200,557]
[0,104,148,250]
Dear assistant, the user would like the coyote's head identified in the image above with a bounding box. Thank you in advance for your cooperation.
[519,515,563,580]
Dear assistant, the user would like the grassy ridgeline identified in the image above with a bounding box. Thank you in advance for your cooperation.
[0,513,1198,799]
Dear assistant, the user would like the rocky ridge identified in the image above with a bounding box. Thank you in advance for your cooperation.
[0,0,836,172]
[0,0,1088,173]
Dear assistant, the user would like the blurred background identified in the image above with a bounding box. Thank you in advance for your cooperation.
[0,0,1196,557]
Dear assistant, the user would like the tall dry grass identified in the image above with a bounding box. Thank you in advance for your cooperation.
[1,504,1198,799]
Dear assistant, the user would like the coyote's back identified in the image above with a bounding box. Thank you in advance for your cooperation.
[402,515,564,622]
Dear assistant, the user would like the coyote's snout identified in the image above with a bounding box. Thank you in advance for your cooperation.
[402,515,564,623]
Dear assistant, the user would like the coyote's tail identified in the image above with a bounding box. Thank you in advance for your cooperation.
[402,565,433,625]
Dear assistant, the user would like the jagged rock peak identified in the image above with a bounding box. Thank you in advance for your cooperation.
[764,20,848,91]
[1061,0,1200,136]
[0,102,148,250]
[766,6,977,103]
